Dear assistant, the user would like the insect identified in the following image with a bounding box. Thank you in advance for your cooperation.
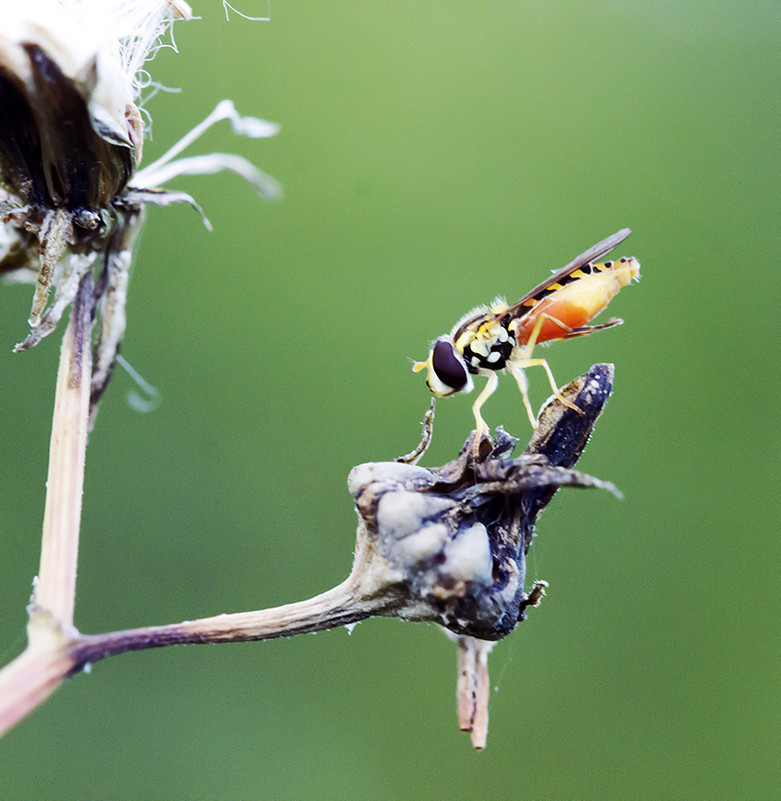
[413,228,640,445]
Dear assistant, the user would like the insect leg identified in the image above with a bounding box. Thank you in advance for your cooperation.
[509,356,583,416]
[509,366,538,428]
[518,312,574,359]
[471,371,499,447]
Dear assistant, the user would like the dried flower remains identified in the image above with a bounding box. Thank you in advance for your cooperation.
[0,2,279,414]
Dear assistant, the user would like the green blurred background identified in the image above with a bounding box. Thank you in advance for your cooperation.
[1,2,778,798]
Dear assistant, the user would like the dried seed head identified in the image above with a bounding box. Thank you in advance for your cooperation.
[0,1,189,348]
[0,2,188,208]
[0,3,279,415]
[346,364,620,640]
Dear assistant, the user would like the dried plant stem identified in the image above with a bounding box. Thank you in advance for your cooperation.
[68,576,388,669]
[36,275,92,625]
[0,638,80,733]
[0,277,92,735]
[0,573,389,737]
[454,636,494,749]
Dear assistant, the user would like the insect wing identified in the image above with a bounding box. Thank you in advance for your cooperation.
[505,228,632,318]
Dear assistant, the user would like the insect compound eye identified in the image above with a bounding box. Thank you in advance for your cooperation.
[431,339,469,392]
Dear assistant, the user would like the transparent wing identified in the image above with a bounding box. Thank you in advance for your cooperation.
[504,228,632,318]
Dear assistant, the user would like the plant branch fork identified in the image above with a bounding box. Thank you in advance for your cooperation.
[0,358,617,746]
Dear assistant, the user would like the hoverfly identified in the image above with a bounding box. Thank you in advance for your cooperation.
[413,229,640,445]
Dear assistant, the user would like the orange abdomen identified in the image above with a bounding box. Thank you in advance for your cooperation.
[514,259,638,345]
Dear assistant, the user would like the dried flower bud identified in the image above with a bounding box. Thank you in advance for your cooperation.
[346,363,620,640]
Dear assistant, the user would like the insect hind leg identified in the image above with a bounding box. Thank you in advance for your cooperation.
[517,312,575,359]
[509,357,583,419]
[512,312,583,419]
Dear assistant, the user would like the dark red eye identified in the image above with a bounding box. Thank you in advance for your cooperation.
[431,340,468,391]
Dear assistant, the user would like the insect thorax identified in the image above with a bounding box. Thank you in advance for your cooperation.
[455,316,516,373]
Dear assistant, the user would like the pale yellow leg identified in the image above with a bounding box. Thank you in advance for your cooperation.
[509,355,582,416]
[517,312,574,359]
[510,366,537,428]
[512,313,582,417]
[471,371,499,452]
